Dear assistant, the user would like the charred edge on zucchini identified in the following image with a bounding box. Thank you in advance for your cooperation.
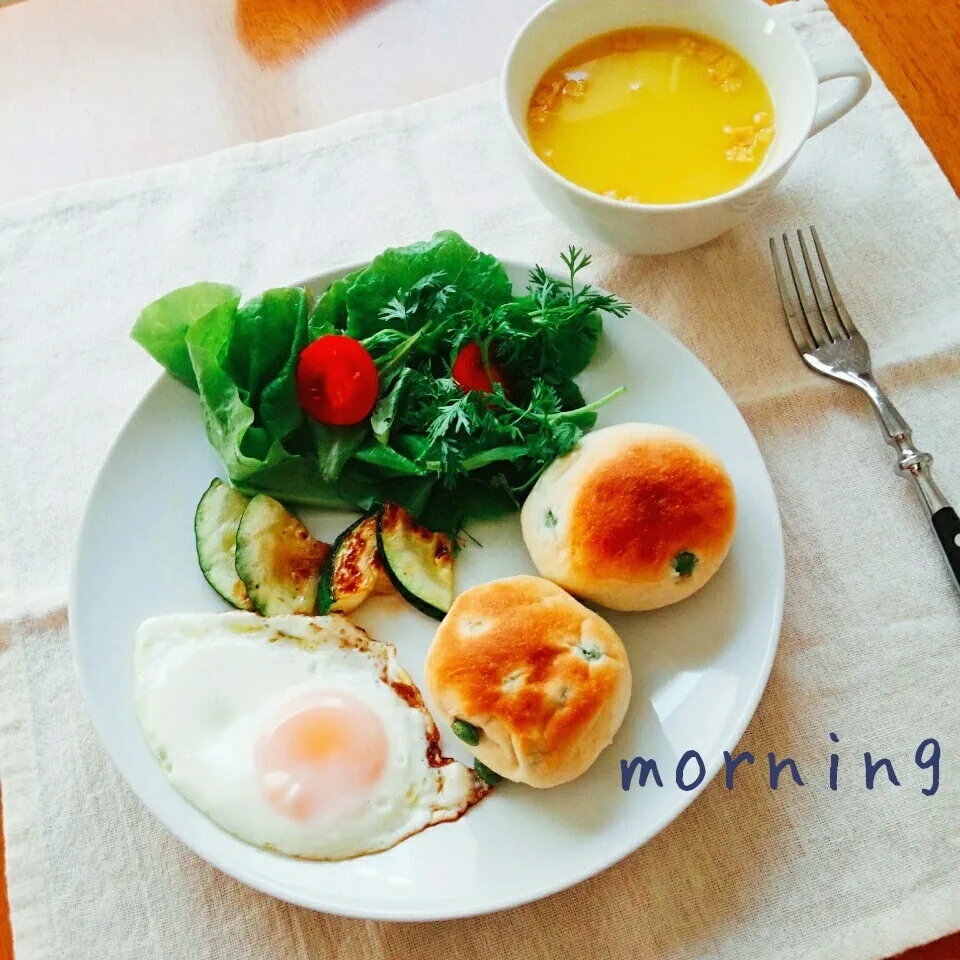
[235,494,329,616]
[377,501,454,621]
[194,478,254,611]
[319,513,391,615]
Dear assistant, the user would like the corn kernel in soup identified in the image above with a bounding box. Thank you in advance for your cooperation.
[527,27,775,205]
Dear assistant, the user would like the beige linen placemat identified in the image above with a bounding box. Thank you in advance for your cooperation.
[1,2,959,957]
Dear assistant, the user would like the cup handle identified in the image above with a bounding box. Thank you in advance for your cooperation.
[809,56,871,137]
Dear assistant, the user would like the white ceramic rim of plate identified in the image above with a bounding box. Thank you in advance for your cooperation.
[69,259,785,920]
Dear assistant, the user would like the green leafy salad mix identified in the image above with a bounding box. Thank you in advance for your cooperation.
[132,231,629,535]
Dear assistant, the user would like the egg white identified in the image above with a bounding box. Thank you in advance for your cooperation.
[134,611,484,860]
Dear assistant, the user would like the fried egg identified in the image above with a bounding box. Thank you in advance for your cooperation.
[134,611,487,860]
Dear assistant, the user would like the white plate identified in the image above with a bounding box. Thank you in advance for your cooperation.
[70,260,784,920]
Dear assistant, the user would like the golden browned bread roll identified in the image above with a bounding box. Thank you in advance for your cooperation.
[424,575,631,788]
[521,423,736,611]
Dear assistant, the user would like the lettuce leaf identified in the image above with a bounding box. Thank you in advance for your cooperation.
[311,421,369,483]
[307,268,363,341]
[236,458,347,509]
[343,231,512,339]
[185,300,294,482]
[134,282,314,481]
[131,282,241,390]
[331,464,436,517]
[225,288,305,408]
[241,289,310,445]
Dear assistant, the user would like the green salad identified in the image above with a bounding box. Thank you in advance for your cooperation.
[132,231,629,535]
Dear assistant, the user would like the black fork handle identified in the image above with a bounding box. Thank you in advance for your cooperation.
[857,379,959,597]
[931,507,960,592]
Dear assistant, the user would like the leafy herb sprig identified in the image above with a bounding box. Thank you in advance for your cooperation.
[451,247,631,383]
[349,242,631,530]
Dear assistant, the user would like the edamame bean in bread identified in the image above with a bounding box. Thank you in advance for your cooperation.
[424,576,631,789]
[521,423,736,611]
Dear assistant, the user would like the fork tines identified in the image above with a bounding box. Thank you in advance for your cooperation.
[770,227,859,353]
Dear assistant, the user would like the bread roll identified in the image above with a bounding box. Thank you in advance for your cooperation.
[521,423,736,611]
[424,576,631,788]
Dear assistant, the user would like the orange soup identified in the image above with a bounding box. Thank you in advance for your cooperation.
[527,27,776,205]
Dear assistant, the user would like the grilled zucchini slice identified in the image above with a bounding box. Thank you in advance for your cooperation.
[377,502,453,620]
[235,495,329,616]
[194,479,254,610]
[318,513,394,614]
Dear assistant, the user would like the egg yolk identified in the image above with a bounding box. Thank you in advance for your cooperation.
[254,691,388,822]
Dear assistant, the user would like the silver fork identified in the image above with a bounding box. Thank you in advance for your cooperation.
[770,227,960,592]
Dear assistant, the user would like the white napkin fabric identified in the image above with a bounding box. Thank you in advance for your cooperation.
[1,2,959,958]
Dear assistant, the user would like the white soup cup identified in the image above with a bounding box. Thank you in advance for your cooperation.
[502,0,871,255]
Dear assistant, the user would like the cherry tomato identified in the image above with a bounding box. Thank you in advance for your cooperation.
[452,342,506,394]
[296,335,379,426]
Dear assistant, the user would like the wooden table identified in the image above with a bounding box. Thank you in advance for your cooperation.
[0,0,957,957]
